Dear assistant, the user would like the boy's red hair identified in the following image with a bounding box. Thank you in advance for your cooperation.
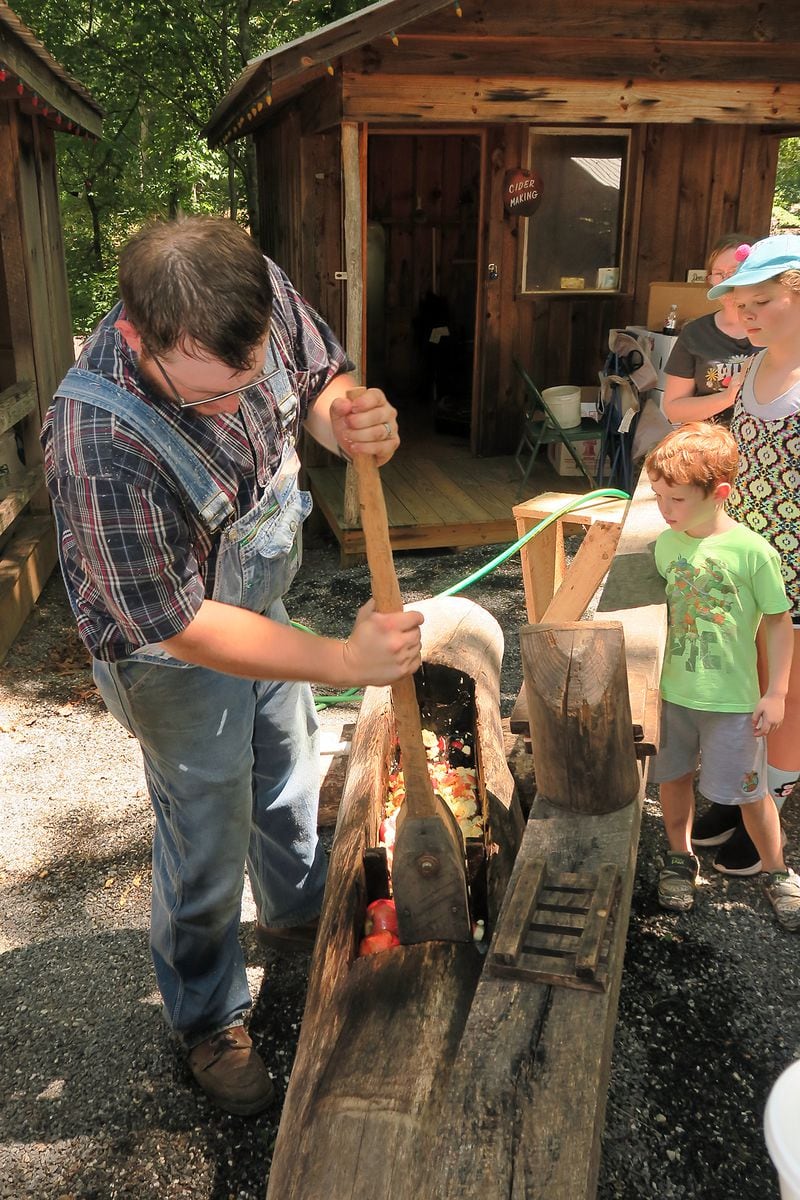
[644,421,739,494]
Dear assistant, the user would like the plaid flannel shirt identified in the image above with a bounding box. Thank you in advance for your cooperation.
[42,259,348,660]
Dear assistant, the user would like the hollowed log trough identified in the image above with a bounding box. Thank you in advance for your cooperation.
[266,595,524,1199]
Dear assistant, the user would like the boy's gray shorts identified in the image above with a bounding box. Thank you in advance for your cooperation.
[649,700,768,804]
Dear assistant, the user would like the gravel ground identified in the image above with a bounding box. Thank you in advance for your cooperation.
[1,528,798,1200]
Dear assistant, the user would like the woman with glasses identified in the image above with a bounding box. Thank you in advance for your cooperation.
[663,233,760,427]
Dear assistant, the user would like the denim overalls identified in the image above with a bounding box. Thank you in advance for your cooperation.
[57,346,327,1044]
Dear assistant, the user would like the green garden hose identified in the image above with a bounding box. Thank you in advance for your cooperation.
[303,486,630,710]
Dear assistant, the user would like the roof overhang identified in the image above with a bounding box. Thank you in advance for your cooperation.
[0,2,103,139]
[204,0,452,146]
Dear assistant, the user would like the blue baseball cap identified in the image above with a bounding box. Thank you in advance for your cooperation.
[707,233,800,299]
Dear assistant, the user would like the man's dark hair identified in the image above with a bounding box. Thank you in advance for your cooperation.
[119,216,273,370]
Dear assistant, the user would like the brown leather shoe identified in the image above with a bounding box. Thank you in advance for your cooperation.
[256,917,319,955]
[188,1025,275,1116]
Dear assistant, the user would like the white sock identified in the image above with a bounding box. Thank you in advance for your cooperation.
[767,765,799,812]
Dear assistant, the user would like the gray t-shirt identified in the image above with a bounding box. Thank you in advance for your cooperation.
[666,312,758,396]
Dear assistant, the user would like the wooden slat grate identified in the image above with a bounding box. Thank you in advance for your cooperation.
[487,859,619,993]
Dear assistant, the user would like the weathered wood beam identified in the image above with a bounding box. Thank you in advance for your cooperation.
[340,120,365,530]
[542,520,622,624]
[0,26,102,137]
[409,0,800,43]
[422,472,666,1199]
[0,381,36,437]
[0,514,56,662]
[345,38,800,84]
[343,73,800,124]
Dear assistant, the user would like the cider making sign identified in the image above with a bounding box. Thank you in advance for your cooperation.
[503,169,543,217]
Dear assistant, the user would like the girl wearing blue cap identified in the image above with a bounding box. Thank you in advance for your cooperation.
[691,235,800,882]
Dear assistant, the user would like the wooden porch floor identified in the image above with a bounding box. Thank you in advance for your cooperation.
[306,435,590,562]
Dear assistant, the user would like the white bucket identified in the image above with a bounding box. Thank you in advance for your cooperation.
[542,385,581,429]
[765,1059,800,1200]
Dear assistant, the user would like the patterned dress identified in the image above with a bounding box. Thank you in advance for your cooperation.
[728,350,800,622]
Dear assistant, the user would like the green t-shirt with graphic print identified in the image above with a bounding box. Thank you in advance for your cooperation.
[655,522,789,712]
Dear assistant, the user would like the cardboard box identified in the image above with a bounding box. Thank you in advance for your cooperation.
[547,438,605,477]
[579,384,602,419]
[646,281,716,331]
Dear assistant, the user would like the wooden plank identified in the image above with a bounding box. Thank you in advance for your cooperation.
[0,381,36,437]
[344,37,800,83]
[706,126,747,239]
[317,723,355,828]
[542,520,623,624]
[35,122,75,385]
[422,777,644,1199]
[394,457,498,523]
[0,106,37,388]
[0,465,44,537]
[737,127,781,238]
[0,513,57,662]
[489,856,547,966]
[341,120,365,529]
[378,460,444,525]
[343,73,800,125]
[374,468,418,526]
[0,25,102,136]
[409,0,800,42]
[574,862,619,979]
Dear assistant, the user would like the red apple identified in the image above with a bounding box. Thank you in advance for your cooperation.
[365,898,399,936]
[358,929,399,956]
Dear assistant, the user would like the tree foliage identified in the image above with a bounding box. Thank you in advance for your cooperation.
[774,137,800,213]
[13,0,371,330]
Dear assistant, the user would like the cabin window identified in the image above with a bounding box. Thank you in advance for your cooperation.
[520,129,629,295]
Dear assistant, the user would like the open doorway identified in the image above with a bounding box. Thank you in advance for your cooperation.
[366,132,481,447]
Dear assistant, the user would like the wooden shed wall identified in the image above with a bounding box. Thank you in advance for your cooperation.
[256,109,345,468]
[254,112,777,457]
[0,103,75,658]
[257,109,344,340]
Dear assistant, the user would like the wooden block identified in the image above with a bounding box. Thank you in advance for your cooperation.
[317,723,355,828]
[0,514,57,662]
[541,519,623,624]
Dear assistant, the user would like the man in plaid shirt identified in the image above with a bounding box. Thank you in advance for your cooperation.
[42,216,422,1115]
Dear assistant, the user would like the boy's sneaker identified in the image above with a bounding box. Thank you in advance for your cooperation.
[713,822,788,877]
[764,870,800,932]
[656,851,700,912]
[692,802,741,847]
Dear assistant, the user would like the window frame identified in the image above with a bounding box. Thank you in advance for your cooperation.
[519,126,632,297]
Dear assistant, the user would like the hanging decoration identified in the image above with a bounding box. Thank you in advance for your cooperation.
[0,59,97,139]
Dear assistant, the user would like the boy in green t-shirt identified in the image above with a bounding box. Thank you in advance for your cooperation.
[645,422,799,930]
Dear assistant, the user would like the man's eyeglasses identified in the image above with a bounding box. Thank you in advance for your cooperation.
[150,354,271,409]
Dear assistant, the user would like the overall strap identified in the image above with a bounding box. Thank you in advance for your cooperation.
[57,367,235,535]
[262,340,297,434]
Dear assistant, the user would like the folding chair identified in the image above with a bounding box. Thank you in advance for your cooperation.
[513,357,601,493]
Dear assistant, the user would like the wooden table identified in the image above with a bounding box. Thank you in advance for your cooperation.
[512,491,629,624]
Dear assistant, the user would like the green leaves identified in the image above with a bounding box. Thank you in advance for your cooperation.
[13,0,381,330]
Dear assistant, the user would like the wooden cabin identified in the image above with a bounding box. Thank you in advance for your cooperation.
[0,4,102,659]
[204,0,798,473]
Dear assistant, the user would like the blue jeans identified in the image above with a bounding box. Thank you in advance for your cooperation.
[94,635,325,1044]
